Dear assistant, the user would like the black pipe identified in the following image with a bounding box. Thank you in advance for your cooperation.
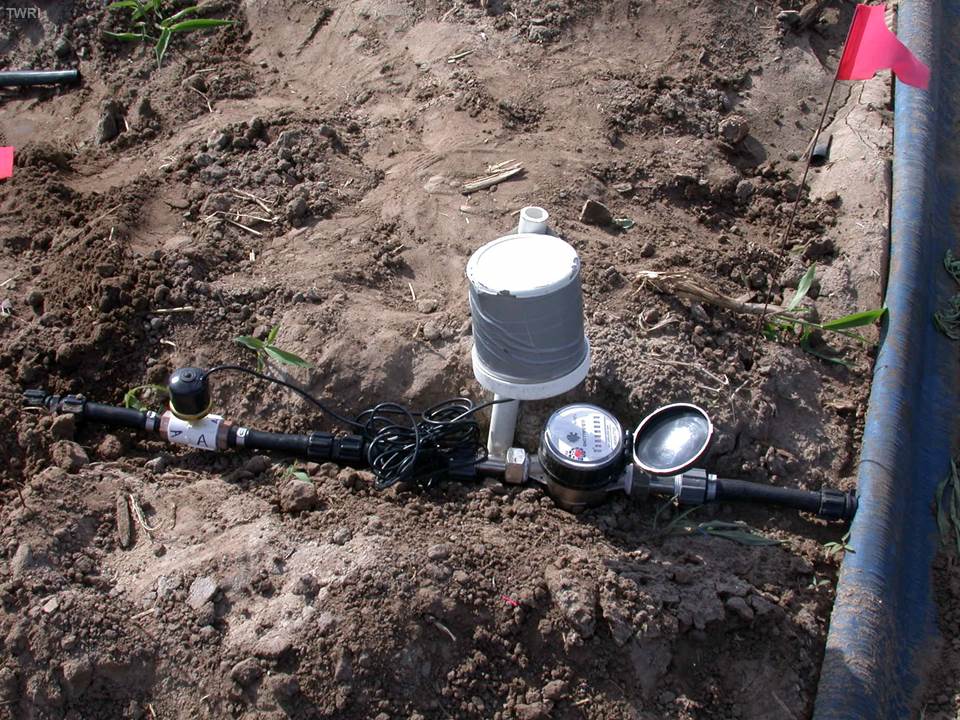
[717,477,857,521]
[23,391,154,431]
[717,477,822,513]
[233,428,365,465]
[83,402,153,431]
[0,69,81,87]
[22,390,368,465]
[640,469,856,521]
[241,429,311,456]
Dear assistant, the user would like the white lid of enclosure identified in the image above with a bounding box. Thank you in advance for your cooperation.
[466,233,580,298]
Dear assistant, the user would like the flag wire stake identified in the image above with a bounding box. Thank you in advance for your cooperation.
[751,10,858,347]
[750,73,842,347]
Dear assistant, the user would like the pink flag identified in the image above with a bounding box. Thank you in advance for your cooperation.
[0,147,12,180]
[836,4,930,88]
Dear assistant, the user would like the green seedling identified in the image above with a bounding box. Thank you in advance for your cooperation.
[786,263,819,314]
[807,575,832,590]
[823,529,855,560]
[764,264,887,366]
[105,0,235,68]
[284,464,311,483]
[235,324,313,372]
[123,383,169,411]
[665,518,781,546]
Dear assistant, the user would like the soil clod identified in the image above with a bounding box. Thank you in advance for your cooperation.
[280,478,319,512]
[186,576,219,609]
[579,199,614,227]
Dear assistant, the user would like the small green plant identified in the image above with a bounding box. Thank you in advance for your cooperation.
[807,575,832,590]
[235,324,313,372]
[123,383,169,410]
[823,529,855,560]
[764,264,887,366]
[105,0,235,68]
[651,494,688,531]
[283,464,311,483]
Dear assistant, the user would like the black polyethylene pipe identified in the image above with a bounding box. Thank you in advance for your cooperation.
[82,402,151,430]
[242,429,311,455]
[239,429,365,465]
[716,477,822,514]
[0,69,81,87]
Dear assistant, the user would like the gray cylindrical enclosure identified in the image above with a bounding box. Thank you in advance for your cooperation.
[467,233,588,384]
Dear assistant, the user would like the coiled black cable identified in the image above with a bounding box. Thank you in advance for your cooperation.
[358,397,500,490]
[202,365,505,489]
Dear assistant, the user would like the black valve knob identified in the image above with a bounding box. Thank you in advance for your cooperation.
[167,367,211,419]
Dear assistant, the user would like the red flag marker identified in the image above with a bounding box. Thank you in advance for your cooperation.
[836,4,930,88]
[0,147,12,180]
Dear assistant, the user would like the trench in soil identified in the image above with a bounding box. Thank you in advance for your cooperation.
[0,2,893,718]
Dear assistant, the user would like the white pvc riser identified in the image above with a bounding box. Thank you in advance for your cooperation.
[475,343,591,460]
[517,206,549,234]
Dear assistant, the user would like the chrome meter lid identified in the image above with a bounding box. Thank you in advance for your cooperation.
[632,403,713,476]
[539,404,625,489]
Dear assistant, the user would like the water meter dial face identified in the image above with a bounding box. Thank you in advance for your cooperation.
[542,404,624,470]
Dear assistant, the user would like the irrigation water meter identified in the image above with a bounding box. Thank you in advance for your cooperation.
[534,404,627,511]
[475,401,853,519]
[539,404,625,483]
[23,375,857,521]
[20,205,858,524]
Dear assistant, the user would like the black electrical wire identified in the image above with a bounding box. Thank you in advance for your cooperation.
[358,397,504,490]
[203,364,508,489]
[204,365,365,430]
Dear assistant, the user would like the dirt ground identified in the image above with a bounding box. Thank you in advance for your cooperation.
[0,1,896,718]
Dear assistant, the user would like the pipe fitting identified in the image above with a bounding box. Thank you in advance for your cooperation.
[517,206,549,234]
[503,447,529,484]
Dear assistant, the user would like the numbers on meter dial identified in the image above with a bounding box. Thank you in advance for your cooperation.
[547,406,620,465]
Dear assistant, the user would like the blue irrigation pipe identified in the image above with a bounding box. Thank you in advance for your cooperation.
[813,1,960,718]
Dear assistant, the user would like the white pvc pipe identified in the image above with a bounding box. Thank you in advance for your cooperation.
[487,395,519,461]
[517,206,548,235]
